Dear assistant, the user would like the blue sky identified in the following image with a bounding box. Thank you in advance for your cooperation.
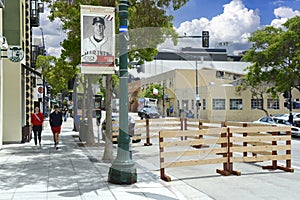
[35,0,300,56]
[156,0,300,52]
[171,0,300,27]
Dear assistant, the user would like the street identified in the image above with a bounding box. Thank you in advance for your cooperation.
[121,113,300,200]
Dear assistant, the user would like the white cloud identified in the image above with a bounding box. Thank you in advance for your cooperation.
[270,7,300,28]
[33,5,67,57]
[159,0,260,51]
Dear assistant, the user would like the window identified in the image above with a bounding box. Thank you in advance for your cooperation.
[203,99,206,110]
[230,99,243,110]
[213,99,225,110]
[251,99,263,110]
[267,99,279,109]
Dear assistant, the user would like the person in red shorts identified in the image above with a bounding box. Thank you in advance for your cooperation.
[31,107,44,148]
[50,105,63,149]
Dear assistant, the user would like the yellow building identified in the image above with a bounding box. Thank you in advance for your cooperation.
[129,58,300,122]
[0,0,44,146]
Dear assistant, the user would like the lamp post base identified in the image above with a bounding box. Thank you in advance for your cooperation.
[108,160,137,184]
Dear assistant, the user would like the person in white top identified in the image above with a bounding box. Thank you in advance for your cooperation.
[82,17,112,57]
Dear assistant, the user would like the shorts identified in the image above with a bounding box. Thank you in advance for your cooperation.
[51,126,61,134]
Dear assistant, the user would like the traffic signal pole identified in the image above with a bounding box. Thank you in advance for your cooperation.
[108,0,137,184]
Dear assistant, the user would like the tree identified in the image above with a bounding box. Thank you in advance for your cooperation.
[243,16,300,96]
[36,55,78,95]
[139,83,163,99]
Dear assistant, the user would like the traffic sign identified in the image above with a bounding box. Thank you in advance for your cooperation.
[38,87,43,94]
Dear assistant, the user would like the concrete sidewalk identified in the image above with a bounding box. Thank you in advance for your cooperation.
[0,119,211,200]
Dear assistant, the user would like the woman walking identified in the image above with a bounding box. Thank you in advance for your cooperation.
[31,107,44,148]
[50,105,63,149]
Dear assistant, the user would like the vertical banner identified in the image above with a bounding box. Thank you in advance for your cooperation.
[81,5,115,74]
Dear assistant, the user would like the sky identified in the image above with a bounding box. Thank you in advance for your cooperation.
[33,0,300,57]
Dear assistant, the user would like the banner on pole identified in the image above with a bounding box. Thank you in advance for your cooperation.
[80,5,115,74]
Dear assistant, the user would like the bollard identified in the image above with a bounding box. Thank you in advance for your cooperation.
[144,118,152,146]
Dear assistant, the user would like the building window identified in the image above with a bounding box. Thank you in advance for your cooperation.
[230,99,243,110]
[216,71,224,78]
[267,99,279,109]
[213,99,225,110]
[251,99,263,110]
[203,99,206,110]
[191,99,194,110]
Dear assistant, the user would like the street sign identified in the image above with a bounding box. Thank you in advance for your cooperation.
[38,87,43,94]
[195,94,200,101]
[7,46,24,62]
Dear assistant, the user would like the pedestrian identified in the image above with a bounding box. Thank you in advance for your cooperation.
[50,105,63,150]
[62,105,68,122]
[169,105,173,117]
[31,107,44,148]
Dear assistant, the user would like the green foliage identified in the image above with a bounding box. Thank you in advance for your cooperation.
[36,55,78,95]
[243,16,300,94]
[139,83,163,99]
[43,0,188,66]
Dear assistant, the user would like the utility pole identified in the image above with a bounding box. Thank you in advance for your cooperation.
[195,60,199,119]
[108,0,137,184]
[162,82,165,118]
[40,27,46,117]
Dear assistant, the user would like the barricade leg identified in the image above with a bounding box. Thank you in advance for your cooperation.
[262,131,278,170]
[216,130,231,176]
[243,123,248,157]
[159,135,171,181]
[228,129,241,176]
[271,130,294,172]
[180,118,184,140]
[144,118,152,146]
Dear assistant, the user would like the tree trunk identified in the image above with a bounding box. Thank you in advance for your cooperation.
[102,74,114,160]
[86,75,95,146]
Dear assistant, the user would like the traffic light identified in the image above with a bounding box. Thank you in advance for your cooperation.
[202,31,209,48]
[283,91,290,99]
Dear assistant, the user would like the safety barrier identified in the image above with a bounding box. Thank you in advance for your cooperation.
[134,118,184,146]
[159,126,293,181]
[228,126,293,175]
[159,127,230,182]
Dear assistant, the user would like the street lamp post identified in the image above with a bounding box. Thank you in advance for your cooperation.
[195,60,199,119]
[108,0,137,184]
[40,27,46,117]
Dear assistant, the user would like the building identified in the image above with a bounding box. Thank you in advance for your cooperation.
[128,48,300,122]
[0,0,44,147]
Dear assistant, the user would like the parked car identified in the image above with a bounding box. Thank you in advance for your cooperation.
[138,107,160,119]
[291,119,300,137]
[253,116,300,136]
[101,113,141,143]
[253,117,276,125]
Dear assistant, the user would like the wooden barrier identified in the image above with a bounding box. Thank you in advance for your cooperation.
[134,118,184,146]
[159,128,230,182]
[228,126,294,175]
[159,126,294,181]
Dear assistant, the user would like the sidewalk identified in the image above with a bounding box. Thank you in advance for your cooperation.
[0,119,211,200]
